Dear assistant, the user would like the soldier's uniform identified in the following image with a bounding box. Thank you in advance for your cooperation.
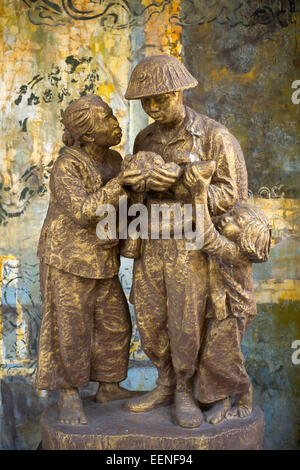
[130,105,248,390]
[35,147,132,390]
[125,55,248,397]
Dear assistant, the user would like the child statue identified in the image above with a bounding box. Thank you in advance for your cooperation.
[35,94,143,425]
[183,161,272,425]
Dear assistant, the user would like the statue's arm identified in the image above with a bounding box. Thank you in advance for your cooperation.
[195,194,242,266]
[207,130,240,216]
[50,157,126,227]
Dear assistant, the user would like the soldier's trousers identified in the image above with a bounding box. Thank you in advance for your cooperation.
[35,262,132,390]
[130,238,208,389]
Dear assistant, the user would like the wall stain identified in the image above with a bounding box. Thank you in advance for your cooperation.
[0,0,299,450]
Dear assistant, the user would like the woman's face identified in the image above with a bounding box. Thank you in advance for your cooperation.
[91,103,122,147]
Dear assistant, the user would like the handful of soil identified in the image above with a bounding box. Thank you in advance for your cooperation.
[121,151,181,192]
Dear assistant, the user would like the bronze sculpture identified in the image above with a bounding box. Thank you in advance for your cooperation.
[183,161,271,423]
[124,54,261,428]
[36,56,271,444]
[35,94,143,425]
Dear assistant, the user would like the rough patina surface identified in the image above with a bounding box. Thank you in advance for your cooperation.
[41,398,265,450]
[0,0,299,449]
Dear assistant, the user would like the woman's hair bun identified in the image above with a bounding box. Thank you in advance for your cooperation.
[62,130,74,147]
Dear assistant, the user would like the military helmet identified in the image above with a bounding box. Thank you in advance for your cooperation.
[125,55,198,100]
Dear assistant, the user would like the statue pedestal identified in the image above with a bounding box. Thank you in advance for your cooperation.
[41,397,264,450]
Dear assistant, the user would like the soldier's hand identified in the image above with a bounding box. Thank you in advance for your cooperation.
[147,164,181,192]
[183,161,216,194]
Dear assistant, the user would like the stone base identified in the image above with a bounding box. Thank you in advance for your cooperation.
[41,397,264,450]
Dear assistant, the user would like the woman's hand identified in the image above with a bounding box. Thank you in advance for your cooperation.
[130,180,146,192]
[118,169,144,188]
[147,164,181,192]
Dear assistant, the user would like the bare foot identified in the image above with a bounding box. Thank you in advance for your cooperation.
[226,385,253,419]
[237,384,253,417]
[95,383,136,403]
[225,405,239,419]
[205,397,231,425]
[58,388,87,425]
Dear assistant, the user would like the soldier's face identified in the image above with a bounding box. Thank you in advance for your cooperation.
[141,92,183,125]
[91,104,122,147]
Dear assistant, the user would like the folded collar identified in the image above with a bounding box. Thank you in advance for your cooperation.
[141,106,204,145]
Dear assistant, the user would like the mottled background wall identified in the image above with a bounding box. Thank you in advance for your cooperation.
[0,0,299,449]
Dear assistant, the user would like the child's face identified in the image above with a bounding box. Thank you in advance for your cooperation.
[217,208,249,241]
[91,103,122,147]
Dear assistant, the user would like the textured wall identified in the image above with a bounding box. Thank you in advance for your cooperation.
[0,0,299,449]
[181,2,300,450]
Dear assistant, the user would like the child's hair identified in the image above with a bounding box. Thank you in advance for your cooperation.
[235,203,272,263]
[62,94,105,147]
